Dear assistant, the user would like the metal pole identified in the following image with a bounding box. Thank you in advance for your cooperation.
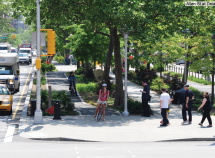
[122,33,129,117]
[34,0,43,124]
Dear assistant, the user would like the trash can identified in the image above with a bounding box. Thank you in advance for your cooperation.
[53,100,61,120]
[30,99,42,117]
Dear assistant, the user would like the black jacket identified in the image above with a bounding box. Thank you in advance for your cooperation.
[142,85,150,100]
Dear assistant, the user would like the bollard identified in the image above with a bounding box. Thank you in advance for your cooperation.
[53,100,61,120]
[176,67,177,73]
[30,99,42,117]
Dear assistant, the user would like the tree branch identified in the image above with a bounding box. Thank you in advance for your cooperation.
[94,27,110,37]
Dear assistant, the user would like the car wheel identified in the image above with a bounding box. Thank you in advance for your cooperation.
[27,62,29,65]
[8,107,12,115]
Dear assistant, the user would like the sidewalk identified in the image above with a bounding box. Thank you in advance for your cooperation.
[18,62,213,142]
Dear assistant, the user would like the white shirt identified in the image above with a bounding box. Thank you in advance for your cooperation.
[160,92,170,108]
[68,55,73,59]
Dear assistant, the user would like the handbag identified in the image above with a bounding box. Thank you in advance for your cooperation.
[148,95,151,101]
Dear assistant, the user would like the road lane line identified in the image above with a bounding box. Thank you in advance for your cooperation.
[3,125,16,143]
[12,66,33,120]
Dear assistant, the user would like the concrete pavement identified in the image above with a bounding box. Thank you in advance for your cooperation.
[17,61,214,142]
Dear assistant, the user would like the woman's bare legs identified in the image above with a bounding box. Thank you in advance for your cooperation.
[94,103,101,117]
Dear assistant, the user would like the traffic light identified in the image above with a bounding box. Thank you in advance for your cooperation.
[47,30,55,55]
[12,34,16,39]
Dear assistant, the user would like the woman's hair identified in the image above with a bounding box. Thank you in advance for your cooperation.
[203,92,209,98]
[102,86,106,97]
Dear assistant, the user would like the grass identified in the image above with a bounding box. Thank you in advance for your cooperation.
[76,82,98,93]
[33,76,46,85]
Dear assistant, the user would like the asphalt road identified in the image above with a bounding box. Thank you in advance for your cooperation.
[0,57,35,142]
[0,141,215,158]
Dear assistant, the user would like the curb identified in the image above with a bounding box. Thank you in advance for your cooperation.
[18,65,35,135]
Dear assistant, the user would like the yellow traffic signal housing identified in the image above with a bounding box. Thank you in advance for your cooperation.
[12,34,16,39]
[36,57,41,69]
[47,31,55,55]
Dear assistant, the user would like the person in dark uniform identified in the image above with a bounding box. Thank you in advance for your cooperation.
[140,80,150,117]
[182,84,194,124]
[198,92,212,127]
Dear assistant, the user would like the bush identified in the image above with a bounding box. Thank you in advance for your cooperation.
[76,82,98,93]
[154,65,164,72]
[54,55,65,63]
[188,76,212,85]
[33,76,46,85]
[150,77,169,91]
[76,67,85,75]
[41,63,56,74]
[41,89,74,111]
[41,56,47,63]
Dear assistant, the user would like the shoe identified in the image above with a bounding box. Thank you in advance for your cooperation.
[160,121,163,124]
[182,120,188,124]
[69,88,71,90]
[141,114,145,116]
[160,124,167,126]
[198,123,203,126]
[188,121,192,124]
[207,125,212,127]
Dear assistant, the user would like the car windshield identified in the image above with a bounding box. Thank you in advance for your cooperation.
[11,49,16,53]
[19,54,28,57]
[0,47,7,50]
[0,66,13,75]
[19,50,30,54]
[0,86,9,95]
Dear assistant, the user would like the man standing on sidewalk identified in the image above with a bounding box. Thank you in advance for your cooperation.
[160,88,171,126]
[140,80,150,117]
[182,84,194,124]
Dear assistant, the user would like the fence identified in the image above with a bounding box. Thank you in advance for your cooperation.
[165,65,211,81]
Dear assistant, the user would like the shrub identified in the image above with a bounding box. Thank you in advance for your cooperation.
[76,67,85,75]
[41,89,74,111]
[151,77,169,91]
[76,82,98,93]
[41,56,47,63]
[41,63,56,74]
[54,55,65,63]
[33,76,46,85]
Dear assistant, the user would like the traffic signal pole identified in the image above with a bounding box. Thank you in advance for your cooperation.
[34,0,43,124]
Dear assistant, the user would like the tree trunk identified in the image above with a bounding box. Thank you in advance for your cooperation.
[77,61,80,69]
[111,27,123,107]
[102,31,113,83]
[147,62,150,70]
[211,54,215,104]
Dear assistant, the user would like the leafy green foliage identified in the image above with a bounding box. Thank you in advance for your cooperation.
[76,82,98,93]
[41,63,56,74]
[33,76,46,85]
[54,55,65,63]
[151,77,169,91]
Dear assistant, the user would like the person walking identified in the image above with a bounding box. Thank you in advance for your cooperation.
[160,88,171,126]
[68,71,77,96]
[182,84,194,124]
[140,80,150,117]
[65,54,68,65]
[198,92,212,127]
[68,54,73,65]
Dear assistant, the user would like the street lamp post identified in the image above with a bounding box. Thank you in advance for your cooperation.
[122,33,129,117]
[34,0,43,124]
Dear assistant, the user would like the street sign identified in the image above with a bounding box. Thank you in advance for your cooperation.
[0,37,7,39]
[31,32,45,46]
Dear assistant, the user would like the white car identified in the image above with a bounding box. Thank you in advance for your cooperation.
[18,53,30,65]
[32,50,37,56]
[11,47,18,54]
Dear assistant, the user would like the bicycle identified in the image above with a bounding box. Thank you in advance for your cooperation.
[69,80,75,95]
[96,103,106,122]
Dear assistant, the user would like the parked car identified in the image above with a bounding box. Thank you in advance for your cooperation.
[18,53,30,65]
[0,84,13,115]
[32,50,37,56]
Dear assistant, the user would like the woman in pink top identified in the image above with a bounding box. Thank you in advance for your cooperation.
[94,83,109,121]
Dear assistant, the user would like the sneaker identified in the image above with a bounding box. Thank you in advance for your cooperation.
[188,121,192,124]
[182,120,188,124]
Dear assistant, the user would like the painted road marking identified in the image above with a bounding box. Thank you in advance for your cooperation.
[3,125,16,143]
[12,66,33,120]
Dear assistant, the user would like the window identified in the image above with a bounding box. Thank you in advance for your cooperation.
[0,47,7,50]
[19,50,30,54]
[0,66,13,75]
[0,87,9,95]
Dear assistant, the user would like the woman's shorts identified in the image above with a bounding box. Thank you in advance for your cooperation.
[166,109,170,114]
[97,99,107,106]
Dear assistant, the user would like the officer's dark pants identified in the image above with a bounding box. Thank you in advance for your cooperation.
[142,98,150,116]
[182,105,192,122]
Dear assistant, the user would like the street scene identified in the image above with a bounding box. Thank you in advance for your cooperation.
[1,0,215,157]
